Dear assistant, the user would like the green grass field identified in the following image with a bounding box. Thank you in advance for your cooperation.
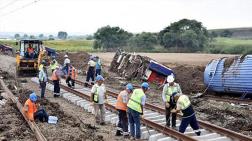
[0,40,94,52]
[208,37,252,54]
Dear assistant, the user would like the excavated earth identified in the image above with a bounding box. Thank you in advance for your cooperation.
[1,52,252,138]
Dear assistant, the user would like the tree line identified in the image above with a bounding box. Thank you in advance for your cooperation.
[93,19,210,52]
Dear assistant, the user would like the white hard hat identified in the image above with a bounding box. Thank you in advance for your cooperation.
[64,55,68,58]
[65,59,70,64]
[167,74,175,83]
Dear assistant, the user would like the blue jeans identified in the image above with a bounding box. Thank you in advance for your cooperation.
[127,108,141,139]
[179,114,200,136]
[95,69,101,76]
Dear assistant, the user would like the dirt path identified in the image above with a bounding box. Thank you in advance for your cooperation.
[91,52,236,66]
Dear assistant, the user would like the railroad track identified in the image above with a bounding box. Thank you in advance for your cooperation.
[31,78,252,141]
[74,79,252,141]
[0,79,47,141]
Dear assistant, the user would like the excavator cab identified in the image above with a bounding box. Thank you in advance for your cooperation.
[16,40,45,76]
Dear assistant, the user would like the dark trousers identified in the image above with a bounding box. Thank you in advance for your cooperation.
[66,76,75,88]
[117,110,128,133]
[128,108,141,139]
[179,114,200,136]
[95,69,101,76]
[53,80,60,93]
[34,108,48,122]
[86,67,95,83]
[165,103,176,127]
[40,82,46,98]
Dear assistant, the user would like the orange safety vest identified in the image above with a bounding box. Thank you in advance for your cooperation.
[68,66,77,80]
[51,70,59,80]
[115,90,128,111]
[27,47,34,54]
[23,99,37,121]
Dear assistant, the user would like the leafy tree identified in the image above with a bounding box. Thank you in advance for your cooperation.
[220,30,232,37]
[209,31,218,38]
[129,32,157,49]
[48,35,54,40]
[159,19,209,51]
[57,31,68,39]
[86,35,94,40]
[30,35,36,39]
[23,34,28,39]
[94,25,132,50]
[39,34,44,39]
[14,33,20,39]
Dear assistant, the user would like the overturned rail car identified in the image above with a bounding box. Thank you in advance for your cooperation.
[204,55,252,96]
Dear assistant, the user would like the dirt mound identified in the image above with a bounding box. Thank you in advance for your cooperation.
[192,98,252,136]
[57,52,91,74]
[0,101,35,141]
[171,65,206,94]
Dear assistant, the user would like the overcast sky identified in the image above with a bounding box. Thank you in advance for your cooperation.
[0,0,252,34]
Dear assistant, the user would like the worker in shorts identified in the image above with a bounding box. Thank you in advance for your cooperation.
[171,93,201,136]
[115,83,133,136]
[91,75,107,125]
[162,74,182,128]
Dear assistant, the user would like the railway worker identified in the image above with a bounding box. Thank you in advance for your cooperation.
[90,75,107,125]
[27,44,35,58]
[63,54,70,66]
[127,82,149,140]
[171,93,201,136]
[23,92,48,122]
[39,63,48,98]
[85,56,96,87]
[51,66,61,97]
[50,56,58,73]
[162,74,182,128]
[115,83,134,137]
[39,60,46,71]
[66,64,77,88]
[95,56,102,76]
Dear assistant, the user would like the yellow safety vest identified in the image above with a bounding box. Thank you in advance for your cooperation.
[178,95,191,110]
[165,86,178,102]
[93,85,100,103]
[39,64,44,71]
[50,61,58,70]
[127,89,145,113]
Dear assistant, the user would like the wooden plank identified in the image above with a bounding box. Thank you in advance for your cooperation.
[0,79,47,141]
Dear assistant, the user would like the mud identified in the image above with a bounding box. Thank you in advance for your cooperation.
[57,51,91,74]
[192,98,252,136]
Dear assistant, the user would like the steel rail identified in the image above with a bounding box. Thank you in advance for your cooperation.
[49,79,197,141]
[75,79,252,141]
[0,79,47,141]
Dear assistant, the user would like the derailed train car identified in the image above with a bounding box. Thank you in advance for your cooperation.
[204,55,252,97]
[110,50,174,85]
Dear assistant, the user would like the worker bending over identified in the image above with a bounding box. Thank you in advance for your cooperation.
[51,66,61,97]
[23,92,48,122]
[66,64,77,88]
[50,56,58,73]
[115,83,133,136]
[63,54,70,66]
[127,82,149,140]
[162,74,182,128]
[171,94,201,136]
[91,75,107,125]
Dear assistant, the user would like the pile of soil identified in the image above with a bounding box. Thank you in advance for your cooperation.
[192,98,252,136]
[171,65,206,94]
[0,101,36,141]
[57,52,91,74]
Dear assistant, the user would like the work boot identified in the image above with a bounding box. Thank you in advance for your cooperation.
[195,131,201,136]
[84,82,88,87]
[115,130,122,136]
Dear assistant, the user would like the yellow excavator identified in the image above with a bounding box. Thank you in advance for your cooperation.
[16,40,48,76]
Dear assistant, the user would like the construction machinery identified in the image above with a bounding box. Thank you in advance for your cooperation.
[16,40,50,76]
